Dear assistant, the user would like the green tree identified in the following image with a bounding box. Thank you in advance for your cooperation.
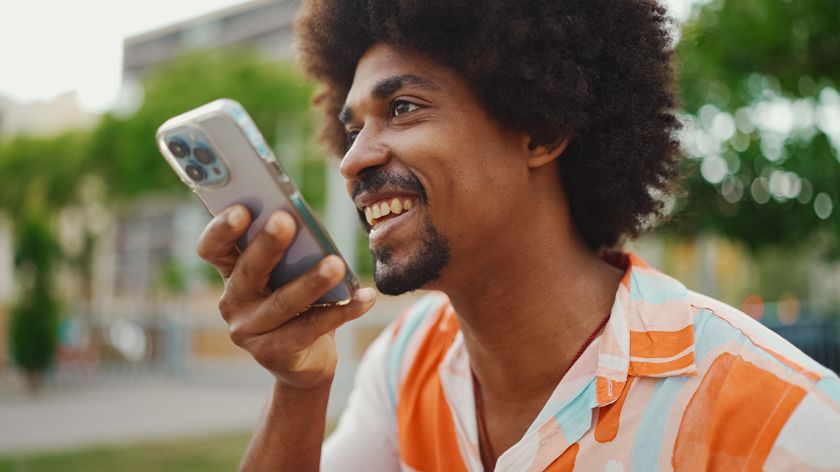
[669,0,840,256]
[8,181,62,392]
[0,131,91,213]
[0,134,88,392]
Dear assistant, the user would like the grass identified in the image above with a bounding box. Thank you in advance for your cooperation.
[0,430,253,472]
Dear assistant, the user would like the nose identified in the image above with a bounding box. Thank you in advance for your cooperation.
[339,126,391,180]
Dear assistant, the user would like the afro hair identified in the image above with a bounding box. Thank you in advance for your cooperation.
[295,0,683,251]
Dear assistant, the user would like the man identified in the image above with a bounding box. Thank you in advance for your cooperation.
[196,1,840,470]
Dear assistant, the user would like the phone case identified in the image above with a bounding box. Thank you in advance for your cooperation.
[156,98,358,305]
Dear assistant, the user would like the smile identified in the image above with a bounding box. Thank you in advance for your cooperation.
[363,197,418,227]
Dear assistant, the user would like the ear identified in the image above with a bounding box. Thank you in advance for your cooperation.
[525,136,571,169]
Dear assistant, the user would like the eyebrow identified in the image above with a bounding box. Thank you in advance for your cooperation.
[338,74,440,125]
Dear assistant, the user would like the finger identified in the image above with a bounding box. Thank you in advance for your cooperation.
[233,254,348,335]
[196,205,251,278]
[282,288,377,347]
[227,211,297,302]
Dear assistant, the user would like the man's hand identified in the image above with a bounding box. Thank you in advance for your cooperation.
[196,204,376,390]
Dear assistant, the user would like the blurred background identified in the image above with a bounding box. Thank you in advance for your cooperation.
[0,0,838,469]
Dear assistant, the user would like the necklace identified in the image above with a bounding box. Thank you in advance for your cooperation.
[471,312,611,470]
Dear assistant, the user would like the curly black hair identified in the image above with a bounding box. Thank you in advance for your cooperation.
[295,0,682,251]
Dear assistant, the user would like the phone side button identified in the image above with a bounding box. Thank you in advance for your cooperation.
[269,161,284,175]
[270,162,289,180]
[271,163,297,193]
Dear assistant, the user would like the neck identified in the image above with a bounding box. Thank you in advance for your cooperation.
[439,173,624,404]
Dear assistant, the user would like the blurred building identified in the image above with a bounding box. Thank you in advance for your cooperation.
[0,92,97,139]
[122,0,298,79]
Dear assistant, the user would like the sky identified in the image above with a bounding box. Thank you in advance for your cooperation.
[0,0,697,114]
[0,0,250,112]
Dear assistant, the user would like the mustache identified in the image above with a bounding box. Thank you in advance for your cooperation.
[351,168,427,202]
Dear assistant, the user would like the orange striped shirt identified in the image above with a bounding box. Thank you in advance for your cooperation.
[323,253,840,471]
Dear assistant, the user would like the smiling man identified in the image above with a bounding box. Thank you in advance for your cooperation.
[195,1,840,471]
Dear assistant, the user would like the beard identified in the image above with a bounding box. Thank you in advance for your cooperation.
[371,212,451,295]
[352,166,451,295]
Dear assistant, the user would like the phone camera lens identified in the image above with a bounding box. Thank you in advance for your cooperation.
[193,147,215,165]
[167,138,190,158]
[185,164,206,182]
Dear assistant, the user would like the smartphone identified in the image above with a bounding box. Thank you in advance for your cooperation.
[156,98,358,306]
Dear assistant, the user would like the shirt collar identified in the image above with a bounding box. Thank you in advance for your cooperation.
[434,252,697,469]
[595,253,697,406]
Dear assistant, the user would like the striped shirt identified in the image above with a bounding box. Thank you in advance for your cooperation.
[323,253,840,471]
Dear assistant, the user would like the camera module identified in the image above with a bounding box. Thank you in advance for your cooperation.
[193,146,216,165]
[185,164,206,182]
[167,138,190,158]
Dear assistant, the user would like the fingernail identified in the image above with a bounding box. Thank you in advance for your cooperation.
[228,207,245,228]
[357,287,376,303]
[319,257,339,278]
[265,212,285,236]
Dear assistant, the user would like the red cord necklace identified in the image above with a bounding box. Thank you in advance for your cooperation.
[471,312,611,470]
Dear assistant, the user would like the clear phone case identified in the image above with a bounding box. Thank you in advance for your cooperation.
[156,98,358,305]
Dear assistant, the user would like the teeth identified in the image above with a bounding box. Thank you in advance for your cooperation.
[391,198,402,214]
[363,197,418,226]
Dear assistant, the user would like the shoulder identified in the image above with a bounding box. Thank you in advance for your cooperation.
[322,292,454,469]
[683,292,839,445]
[363,292,454,409]
[686,290,835,386]
[662,291,840,468]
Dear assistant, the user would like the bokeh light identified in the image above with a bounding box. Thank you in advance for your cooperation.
[777,292,801,325]
[741,294,765,320]
[814,193,834,220]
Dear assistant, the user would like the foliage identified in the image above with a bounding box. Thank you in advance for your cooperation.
[157,257,187,297]
[0,131,91,214]
[668,0,840,256]
[7,182,61,378]
[87,49,321,202]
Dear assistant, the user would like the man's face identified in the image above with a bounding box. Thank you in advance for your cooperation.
[340,43,530,295]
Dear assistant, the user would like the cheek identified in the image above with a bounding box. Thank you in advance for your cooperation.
[433,150,524,240]
[393,118,525,235]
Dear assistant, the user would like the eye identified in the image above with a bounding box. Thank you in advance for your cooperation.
[346,129,360,146]
[391,99,419,117]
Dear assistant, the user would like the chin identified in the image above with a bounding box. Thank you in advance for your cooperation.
[370,214,451,295]
[374,264,426,295]
[372,249,448,295]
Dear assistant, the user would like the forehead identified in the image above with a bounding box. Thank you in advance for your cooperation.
[345,43,459,105]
